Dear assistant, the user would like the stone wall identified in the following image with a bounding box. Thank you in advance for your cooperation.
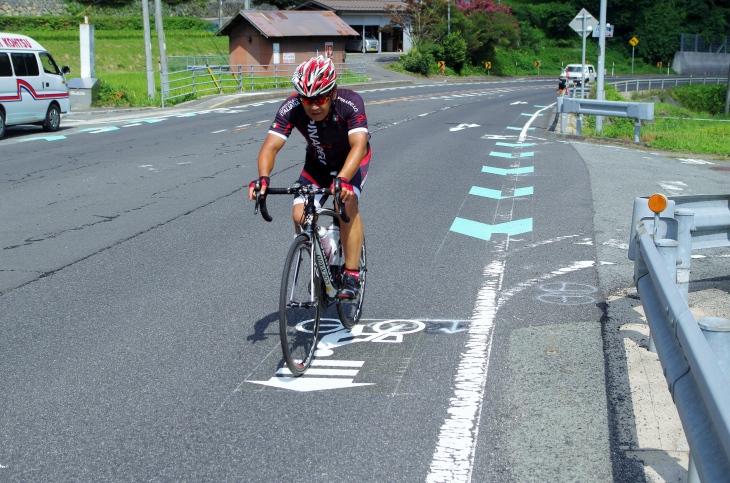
[1,0,70,16]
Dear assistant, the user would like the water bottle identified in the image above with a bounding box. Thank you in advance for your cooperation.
[324,223,340,266]
[317,225,331,258]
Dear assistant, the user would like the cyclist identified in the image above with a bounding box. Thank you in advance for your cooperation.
[558,73,568,96]
[248,55,371,300]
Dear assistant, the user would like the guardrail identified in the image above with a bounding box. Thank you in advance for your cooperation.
[160,61,367,107]
[610,76,727,93]
[630,194,730,483]
[557,97,654,141]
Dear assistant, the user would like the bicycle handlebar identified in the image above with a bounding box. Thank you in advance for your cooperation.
[254,184,350,223]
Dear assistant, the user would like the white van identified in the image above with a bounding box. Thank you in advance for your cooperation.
[345,33,379,53]
[0,32,71,139]
[564,63,596,86]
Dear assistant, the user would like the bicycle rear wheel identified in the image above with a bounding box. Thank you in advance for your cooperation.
[280,234,321,376]
[337,237,366,329]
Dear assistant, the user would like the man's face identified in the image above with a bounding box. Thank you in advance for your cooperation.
[300,88,336,122]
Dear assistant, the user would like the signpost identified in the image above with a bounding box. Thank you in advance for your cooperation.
[569,8,598,132]
[569,8,598,100]
[630,36,639,74]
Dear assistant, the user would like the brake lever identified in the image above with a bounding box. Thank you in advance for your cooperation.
[336,190,350,223]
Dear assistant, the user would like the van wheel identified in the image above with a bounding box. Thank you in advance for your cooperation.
[42,104,61,132]
[0,110,5,140]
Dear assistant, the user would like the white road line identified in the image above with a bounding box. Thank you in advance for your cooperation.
[519,103,554,142]
[427,254,506,482]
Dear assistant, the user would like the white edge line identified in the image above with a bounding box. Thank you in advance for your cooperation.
[519,103,555,142]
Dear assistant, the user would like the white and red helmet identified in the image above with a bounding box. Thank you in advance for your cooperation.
[292,56,337,97]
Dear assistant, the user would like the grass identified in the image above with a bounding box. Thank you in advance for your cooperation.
[581,86,730,158]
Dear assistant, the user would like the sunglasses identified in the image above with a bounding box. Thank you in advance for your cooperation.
[299,92,332,106]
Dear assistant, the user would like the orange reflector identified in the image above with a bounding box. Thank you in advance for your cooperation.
[648,193,668,214]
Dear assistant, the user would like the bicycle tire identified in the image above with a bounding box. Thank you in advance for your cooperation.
[337,237,366,329]
[279,234,321,376]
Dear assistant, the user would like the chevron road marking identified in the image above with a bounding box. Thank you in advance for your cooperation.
[450,217,533,241]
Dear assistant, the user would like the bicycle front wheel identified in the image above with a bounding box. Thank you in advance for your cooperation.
[280,234,321,376]
[337,237,366,329]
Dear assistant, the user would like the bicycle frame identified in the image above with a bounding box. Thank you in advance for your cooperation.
[300,194,339,300]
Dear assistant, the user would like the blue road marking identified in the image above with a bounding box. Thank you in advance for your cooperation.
[495,142,534,148]
[489,151,534,158]
[450,217,533,241]
[481,166,534,175]
[17,135,66,142]
[79,126,120,133]
[470,186,534,199]
[520,113,543,117]
[126,118,165,124]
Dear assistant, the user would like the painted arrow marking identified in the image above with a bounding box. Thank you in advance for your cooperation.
[247,376,373,392]
[482,134,514,140]
[450,217,533,241]
[495,142,533,148]
[450,123,480,131]
[79,126,120,133]
[482,166,534,176]
[16,135,66,142]
[489,151,534,158]
[470,186,533,199]
[247,360,373,392]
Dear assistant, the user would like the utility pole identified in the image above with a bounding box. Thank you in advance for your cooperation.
[142,0,155,99]
[154,0,168,106]
[447,0,450,35]
[595,0,607,133]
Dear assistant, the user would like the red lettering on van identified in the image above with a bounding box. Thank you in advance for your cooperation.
[1,37,32,48]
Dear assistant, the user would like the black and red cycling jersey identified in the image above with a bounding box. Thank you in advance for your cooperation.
[268,88,371,188]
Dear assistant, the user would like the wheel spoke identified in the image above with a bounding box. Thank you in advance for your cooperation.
[280,236,320,376]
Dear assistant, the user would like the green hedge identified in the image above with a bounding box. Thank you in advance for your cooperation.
[0,15,213,32]
[670,84,728,116]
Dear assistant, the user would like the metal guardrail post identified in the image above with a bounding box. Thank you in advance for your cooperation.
[675,209,694,302]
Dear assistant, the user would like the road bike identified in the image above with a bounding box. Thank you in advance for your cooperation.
[253,182,367,376]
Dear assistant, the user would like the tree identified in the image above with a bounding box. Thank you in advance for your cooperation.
[454,0,519,64]
[386,0,443,50]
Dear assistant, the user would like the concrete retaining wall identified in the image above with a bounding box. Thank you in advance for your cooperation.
[672,52,730,76]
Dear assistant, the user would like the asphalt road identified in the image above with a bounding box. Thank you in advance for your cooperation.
[1,77,728,481]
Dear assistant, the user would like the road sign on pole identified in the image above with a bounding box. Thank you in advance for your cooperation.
[569,8,597,103]
[569,8,599,37]
[592,24,614,37]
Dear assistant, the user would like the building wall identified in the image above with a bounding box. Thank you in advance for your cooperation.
[228,22,346,70]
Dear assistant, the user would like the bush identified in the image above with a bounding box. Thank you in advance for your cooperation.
[400,49,434,76]
[443,32,468,72]
[0,15,212,32]
[670,84,727,116]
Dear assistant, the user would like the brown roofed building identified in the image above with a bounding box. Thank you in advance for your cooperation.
[294,0,408,53]
[217,10,359,68]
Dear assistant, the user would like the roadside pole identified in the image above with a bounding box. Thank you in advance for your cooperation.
[142,0,155,99]
[154,0,168,107]
[595,0,607,133]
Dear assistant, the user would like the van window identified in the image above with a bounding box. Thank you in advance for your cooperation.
[39,52,61,75]
[0,52,12,77]
[11,52,39,77]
